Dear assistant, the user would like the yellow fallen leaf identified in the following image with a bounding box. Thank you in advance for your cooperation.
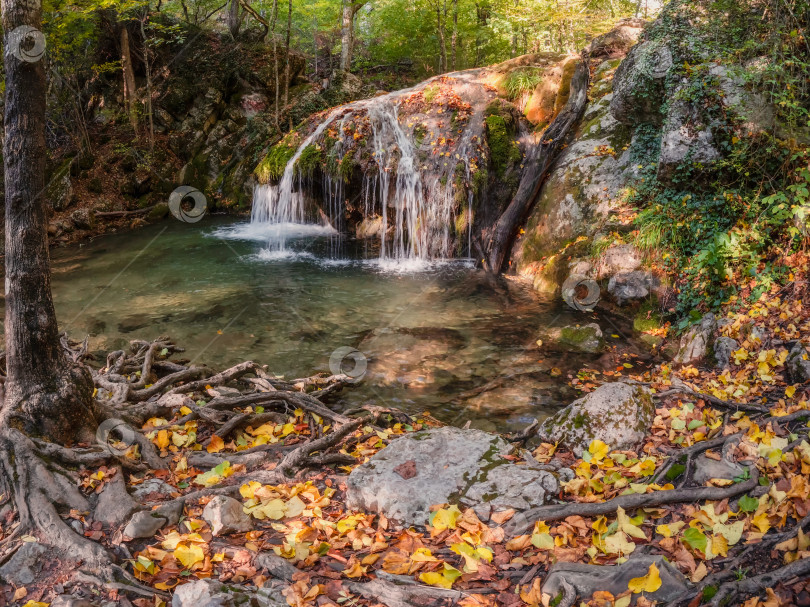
[628,562,662,593]
[419,563,462,589]
[156,429,170,450]
[207,435,225,453]
[174,542,204,569]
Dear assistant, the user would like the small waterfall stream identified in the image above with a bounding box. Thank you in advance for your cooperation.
[248,80,480,264]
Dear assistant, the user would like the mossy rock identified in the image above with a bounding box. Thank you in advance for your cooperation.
[537,382,654,455]
[559,323,605,353]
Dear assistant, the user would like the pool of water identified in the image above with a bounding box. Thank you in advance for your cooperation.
[29,217,651,432]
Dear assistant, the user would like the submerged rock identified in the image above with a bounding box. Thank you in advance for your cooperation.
[559,323,604,353]
[675,313,717,365]
[346,426,559,525]
[537,382,654,455]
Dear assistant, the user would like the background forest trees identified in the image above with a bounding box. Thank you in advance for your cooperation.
[43,0,648,96]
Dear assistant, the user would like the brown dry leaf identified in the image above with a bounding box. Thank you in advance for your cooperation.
[490,509,516,525]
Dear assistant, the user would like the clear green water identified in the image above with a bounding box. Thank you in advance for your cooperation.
[38,217,646,432]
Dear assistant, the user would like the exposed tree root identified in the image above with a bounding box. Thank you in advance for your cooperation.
[505,470,760,536]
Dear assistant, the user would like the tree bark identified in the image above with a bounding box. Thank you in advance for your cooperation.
[436,1,447,72]
[120,25,139,139]
[283,0,292,126]
[226,0,241,37]
[340,0,357,71]
[451,0,458,70]
[2,0,95,443]
[485,59,589,272]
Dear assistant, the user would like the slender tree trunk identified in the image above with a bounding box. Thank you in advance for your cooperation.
[436,1,447,72]
[227,0,241,37]
[284,0,292,129]
[140,14,155,150]
[451,0,458,71]
[340,0,355,71]
[120,26,139,139]
[2,0,95,442]
[271,0,280,126]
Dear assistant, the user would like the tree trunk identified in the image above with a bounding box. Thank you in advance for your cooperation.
[485,60,589,272]
[120,26,139,139]
[140,14,155,150]
[451,0,458,71]
[271,0,280,126]
[436,2,447,72]
[2,0,95,444]
[284,0,292,127]
[340,0,355,71]
[227,0,241,37]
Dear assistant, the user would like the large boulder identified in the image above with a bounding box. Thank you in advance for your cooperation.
[610,40,674,126]
[346,427,560,525]
[657,89,721,184]
[537,382,654,455]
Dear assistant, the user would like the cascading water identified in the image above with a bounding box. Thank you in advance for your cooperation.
[245,75,484,265]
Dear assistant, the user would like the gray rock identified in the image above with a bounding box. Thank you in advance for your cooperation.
[611,41,674,125]
[254,552,298,582]
[559,323,605,353]
[94,471,139,526]
[155,500,184,526]
[786,342,810,384]
[123,509,169,539]
[597,244,642,278]
[675,313,717,365]
[172,579,286,607]
[584,18,645,58]
[464,463,561,520]
[203,495,253,536]
[51,596,96,607]
[713,336,739,370]
[346,427,558,526]
[657,90,721,184]
[0,541,48,585]
[542,555,688,605]
[133,478,176,501]
[693,436,747,486]
[70,208,96,231]
[608,270,653,305]
[537,382,654,455]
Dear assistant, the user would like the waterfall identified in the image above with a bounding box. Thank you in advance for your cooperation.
[247,79,478,265]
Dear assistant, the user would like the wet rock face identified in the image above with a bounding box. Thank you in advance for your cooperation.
[537,382,654,455]
[346,426,560,525]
